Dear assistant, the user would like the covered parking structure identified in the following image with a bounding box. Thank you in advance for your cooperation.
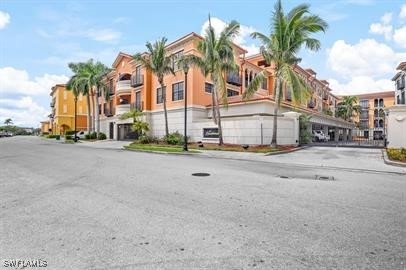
[309,113,355,143]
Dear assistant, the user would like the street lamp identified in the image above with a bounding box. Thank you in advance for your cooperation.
[182,63,189,151]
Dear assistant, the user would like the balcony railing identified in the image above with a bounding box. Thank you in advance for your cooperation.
[308,100,316,109]
[226,72,242,86]
[115,104,131,115]
[116,80,132,95]
[131,74,144,87]
[130,102,143,111]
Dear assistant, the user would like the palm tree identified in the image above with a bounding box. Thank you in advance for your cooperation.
[185,16,240,145]
[119,109,149,136]
[133,38,174,137]
[4,118,12,126]
[68,62,92,134]
[336,96,361,122]
[244,0,328,147]
[66,74,83,139]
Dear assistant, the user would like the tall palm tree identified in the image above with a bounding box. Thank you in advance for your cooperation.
[185,16,240,145]
[244,0,328,147]
[133,38,174,137]
[4,118,12,126]
[337,96,361,122]
[68,62,92,134]
[66,74,83,139]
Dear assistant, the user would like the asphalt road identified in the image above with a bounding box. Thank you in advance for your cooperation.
[0,137,405,270]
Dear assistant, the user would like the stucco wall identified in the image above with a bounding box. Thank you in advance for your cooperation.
[387,105,406,148]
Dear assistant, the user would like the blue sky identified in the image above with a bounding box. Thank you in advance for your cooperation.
[1,0,405,127]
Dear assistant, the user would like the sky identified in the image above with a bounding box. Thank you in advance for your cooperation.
[0,0,405,127]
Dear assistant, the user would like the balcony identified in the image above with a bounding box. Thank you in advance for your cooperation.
[323,93,328,100]
[104,108,113,117]
[308,100,316,109]
[226,72,242,86]
[131,74,144,88]
[397,78,405,90]
[116,80,132,95]
[115,104,130,115]
[50,101,55,107]
[130,102,143,111]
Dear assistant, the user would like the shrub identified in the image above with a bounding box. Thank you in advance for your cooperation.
[88,132,97,139]
[163,131,184,145]
[65,130,75,136]
[98,132,107,140]
[138,135,151,144]
[46,134,58,139]
[85,134,90,140]
[299,115,312,145]
[387,148,406,162]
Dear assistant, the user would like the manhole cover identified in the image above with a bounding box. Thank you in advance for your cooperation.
[192,173,210,177]
[279,175,290,179]
[315,175,335,181]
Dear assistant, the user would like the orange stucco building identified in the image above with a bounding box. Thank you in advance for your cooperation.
[97,32,352,144]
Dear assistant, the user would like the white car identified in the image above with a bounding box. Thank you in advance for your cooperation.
[70,130,86,140]
[312,130,329,142]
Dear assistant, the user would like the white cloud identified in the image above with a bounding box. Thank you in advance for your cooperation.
[327,39,406,79]
[400,4,406,19]
[369,12,393,40]
[0,10,10,29]
[86,28,121,42]
[328,76,393,95]
[393,26,406,48]
[200,17,259,56]
[0,67,68,96]
[0,96,49,127]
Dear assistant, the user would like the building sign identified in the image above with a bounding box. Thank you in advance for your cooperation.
[203,128,219,138]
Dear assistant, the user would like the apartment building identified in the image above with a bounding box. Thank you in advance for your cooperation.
[97,32,353,145]
[392,62,406,105]
[353,91,395,140]
[49,84,88,135]
[40,120,50,135]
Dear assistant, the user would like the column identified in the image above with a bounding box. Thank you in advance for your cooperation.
[348,129,353,141]
[323,125,329,141]
[113,123,118,140]
[335,127,339,142]
[343,129,348,142]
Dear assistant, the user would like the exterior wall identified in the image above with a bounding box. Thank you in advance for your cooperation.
[387,105,406,148]
[40,121,50,134]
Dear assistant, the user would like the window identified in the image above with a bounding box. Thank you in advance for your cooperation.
[98,104,101,114]
[379,99,384,107]
[360,110,368,119]
[63,91,67,100]
[172,50,184,71]
[205,82,213,94]
[244,70,249,88]
[359,120,369,129]
[261,78,268,90]
[374,99,378,107]
[63,104,67,113]
[79,106,82,114]
[109,79,114,94]
[156,86,166,104]
[135,91,141,110]
[172,81,184,101]
[227,89,239,97]
[360,99,369,108]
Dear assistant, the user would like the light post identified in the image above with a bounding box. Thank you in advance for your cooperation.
[183,68,189,151]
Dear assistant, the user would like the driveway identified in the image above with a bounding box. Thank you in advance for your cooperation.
[1,137,404,269]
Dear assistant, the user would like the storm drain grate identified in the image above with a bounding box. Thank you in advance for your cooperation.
[315,175,335,181]
[192,173,210,177]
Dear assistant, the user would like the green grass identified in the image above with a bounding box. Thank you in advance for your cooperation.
[125,143,199,153]
[188,145,280,153]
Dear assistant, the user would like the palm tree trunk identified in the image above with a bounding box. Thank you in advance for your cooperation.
[90,92,96,133]
[86,94,91,134]
[160,80,169,137]
[211,88,218,125]
[271,78,281,147]
[95,89,100,136]
[212,82,223,145]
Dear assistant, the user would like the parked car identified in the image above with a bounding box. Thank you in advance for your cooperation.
[70,131,86,140]
[312,130,329,142]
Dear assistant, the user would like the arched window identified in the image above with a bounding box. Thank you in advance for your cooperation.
[374,109,378,117]
[374,119,378,128]
[374,99,378,107]
[379,108,384,117]
[379,99,384,107]
[379,119,384,128]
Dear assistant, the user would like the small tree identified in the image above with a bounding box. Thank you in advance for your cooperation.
[299,114,312,145]
[4,118,13,126]
[119,109,149,135]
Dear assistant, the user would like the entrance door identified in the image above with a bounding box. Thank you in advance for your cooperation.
[109,123,114,139]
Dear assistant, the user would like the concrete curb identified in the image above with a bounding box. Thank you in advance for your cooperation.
[382,149,406,167]
[265,146,307,156]
[123,147,200,156]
